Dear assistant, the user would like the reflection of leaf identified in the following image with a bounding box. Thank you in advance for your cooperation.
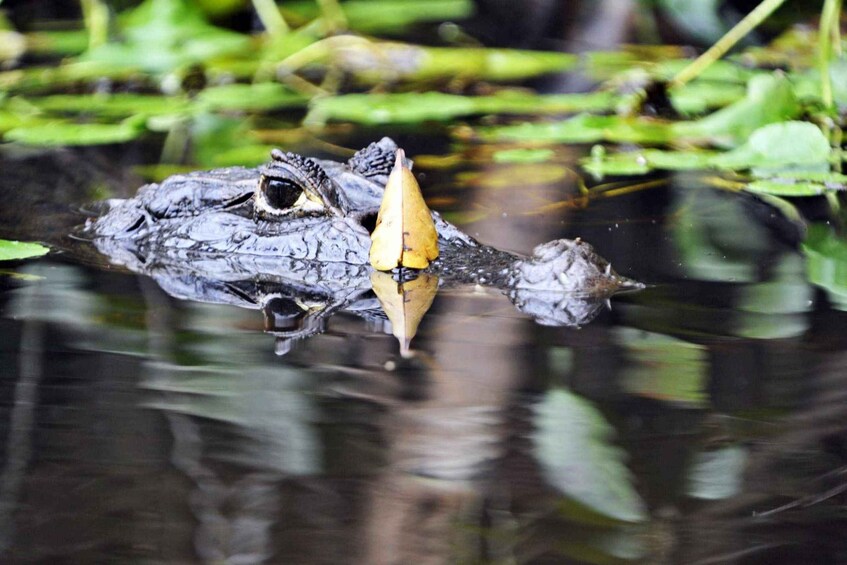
[369,150,439,270]
[616,328,707,406]
[803,224,847,310]
[0,240,49,261]
[370,271,439,354]
[532,389,647,524]
[686,446,746,500]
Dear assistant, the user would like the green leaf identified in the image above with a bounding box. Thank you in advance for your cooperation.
[480,113,673,145]
[197,83,306,112]
[331,42,577,84]
[715,121,830,170]
[82,0,249,74]
[0,240,49,261]
[5,115,146,146]
[745,180,827,196]
[674,73,801,147]
[492,148,554,163]
[24,30,90,56]
[283,0,474,33]
[531,389,647,524]
[310,90,616,125]
[33,93,191,117]
[583,122,832,179]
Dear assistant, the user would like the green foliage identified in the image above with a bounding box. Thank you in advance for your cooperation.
[309,90,616,125]
[282,0,474,33]
[0,240,50,261]
[82,0,249,73]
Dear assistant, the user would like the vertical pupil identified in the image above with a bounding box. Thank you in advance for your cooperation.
[262,177,302,209]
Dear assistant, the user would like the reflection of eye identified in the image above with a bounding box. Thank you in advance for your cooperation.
[260,176,303,210]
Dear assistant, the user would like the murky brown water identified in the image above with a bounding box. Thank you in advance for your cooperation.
[0,139,845,564]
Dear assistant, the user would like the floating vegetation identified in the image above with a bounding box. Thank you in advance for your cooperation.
[0,240,50,261]
[0,0,845,204]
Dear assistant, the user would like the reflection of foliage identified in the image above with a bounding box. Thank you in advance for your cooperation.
[531,388,647,525]
[803,223,847,310]
[615,328,708,407]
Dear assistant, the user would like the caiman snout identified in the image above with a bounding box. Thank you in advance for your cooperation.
[510,238,643,295]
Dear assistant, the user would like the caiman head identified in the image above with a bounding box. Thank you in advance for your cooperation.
[510,238,644,295]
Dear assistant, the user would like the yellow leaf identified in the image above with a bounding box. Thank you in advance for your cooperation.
[369,149,439,271]
[370,271,439,355]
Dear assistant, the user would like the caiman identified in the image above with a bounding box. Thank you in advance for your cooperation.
[81,138,641,349]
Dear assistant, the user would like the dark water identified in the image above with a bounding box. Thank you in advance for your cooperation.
[1,141,846,564]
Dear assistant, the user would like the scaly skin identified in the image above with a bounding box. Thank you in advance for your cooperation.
[84,138,641,296]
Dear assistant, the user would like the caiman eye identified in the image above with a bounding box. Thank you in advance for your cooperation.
[260,176,303,210]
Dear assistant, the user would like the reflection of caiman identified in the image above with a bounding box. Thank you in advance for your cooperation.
[83,138,641,348]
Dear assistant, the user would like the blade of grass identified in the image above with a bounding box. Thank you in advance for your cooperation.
[672,0,789,87]
[820,0,843,110]
[252,0,289,36]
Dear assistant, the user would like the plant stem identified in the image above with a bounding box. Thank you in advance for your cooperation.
[672,0,788,87]
[79,0,109,50]
[317,0,348,32]
[820,0,843,111]
[252,0,289,37]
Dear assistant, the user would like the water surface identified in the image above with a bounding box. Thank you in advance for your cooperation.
[0,140,845,564]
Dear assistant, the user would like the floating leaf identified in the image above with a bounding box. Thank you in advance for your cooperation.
[309,91,617,125]
[82,0,249,74]
[673,73,801,147]
[479,113,674,145]
[370,271,439,355]
[745,180,827,196]
[715,121,830,170]
[283,0,473,33]
[197,83,306,112]
[329,40,577,83]
[482,72,799,148]
[33,93,191,117]
[532,389,647,524]
[492,148,555,164]
[5,115,146,146]
[583,121,832,180]
[0,240,49,261]
[24,30,90,56]
[369,149,439,271]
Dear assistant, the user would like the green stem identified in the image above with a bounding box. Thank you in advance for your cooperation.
[79,0,109,50]
[252,0,289,36]
[672,0,788,87]
[820,0,842,111]
[316,0,348,32]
